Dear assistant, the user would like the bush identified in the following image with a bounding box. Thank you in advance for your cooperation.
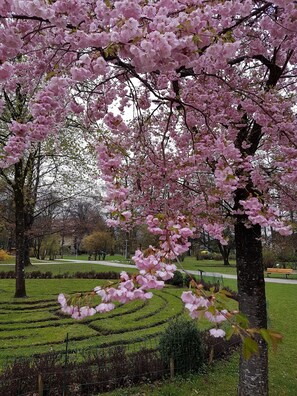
[159,318,205,375]
[0,249,10,261]
[0,270,15,279]
[183,273,197,288]
[262,248,277,269]
[166,271,184,287]
[228,253,236,260]
[196,250,211,260]
[0,270,121,279]
[44,271,53,279]
[276,247,296,264]
[27,271,43,279]
[212,252,223,261]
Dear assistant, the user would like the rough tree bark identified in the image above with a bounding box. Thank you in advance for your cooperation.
[218,243,231,266]
[235,219,268,396]
[14,162,27,298]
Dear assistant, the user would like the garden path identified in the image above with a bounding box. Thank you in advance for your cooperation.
[57,259,297,285]
[1,259,296,284]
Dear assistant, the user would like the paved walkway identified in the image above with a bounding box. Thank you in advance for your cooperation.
[1,259,297,284]
[59,259,297,285]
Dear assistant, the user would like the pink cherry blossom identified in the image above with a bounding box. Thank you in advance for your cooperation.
[1,4,296,390]
[209,328,226,338]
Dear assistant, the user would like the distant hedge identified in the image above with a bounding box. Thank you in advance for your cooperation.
[0,270,120,280]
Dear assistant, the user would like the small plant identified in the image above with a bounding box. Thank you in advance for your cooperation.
[262,248,277,269]
[0,249,10,261]
[212,252,223,261]
[196,250,212,260]
[159,318,205,375]
[276,247,296,264]
[166,270,184,287]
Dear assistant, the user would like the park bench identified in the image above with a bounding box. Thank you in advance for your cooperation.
[266,268,293,278]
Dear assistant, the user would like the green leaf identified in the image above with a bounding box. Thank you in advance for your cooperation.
[192,34,201,45]
[259,328,272,345]
[259,328,283,351]
[243,337,259,360]
[207,305,216,315]
[45,70,56,81]
[235,313,249,329]
[225,327,235,341]
[220,289,233,297]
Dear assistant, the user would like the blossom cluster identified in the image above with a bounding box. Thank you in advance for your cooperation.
[146,214,194,259]
[58,293,97,320]
[57,214,229,338]
[240,197,292,236]
[58,215,195,318]
[181,290,228,338]
[57,270,154,320]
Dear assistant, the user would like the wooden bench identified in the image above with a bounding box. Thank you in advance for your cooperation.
[266,268,293,278]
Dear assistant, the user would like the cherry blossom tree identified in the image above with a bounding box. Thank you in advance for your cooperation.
[0,1,297,394]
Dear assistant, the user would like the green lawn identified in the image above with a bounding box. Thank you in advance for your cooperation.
[0,262,133,275]
[0,278,192,364]
[103,279,297,396]
[0,272,296,394]
[62,253,133,265]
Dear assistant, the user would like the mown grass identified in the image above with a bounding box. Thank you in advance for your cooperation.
[63,253,133,265]
[0,278,193,365]
[0,270,296,394]
[103,279,297,396]
[0,262,134,275]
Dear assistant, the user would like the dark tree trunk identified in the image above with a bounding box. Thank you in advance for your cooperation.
[24,234,32,267]
[14,172,27,298]
[15,223,27,297]
[235,219,268,396]
[218,243,231,266]
[223,254,230,266]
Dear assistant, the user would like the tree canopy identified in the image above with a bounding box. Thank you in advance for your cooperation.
[1,2,296,394]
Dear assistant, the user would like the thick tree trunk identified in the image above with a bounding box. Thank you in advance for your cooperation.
[14,189,27,298]
[235,219,268,396]
[24,234,32,266]
[15,227,27,298]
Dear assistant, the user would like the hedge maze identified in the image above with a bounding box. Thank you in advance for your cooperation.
[0,279,186,366]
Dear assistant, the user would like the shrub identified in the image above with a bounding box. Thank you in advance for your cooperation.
[0,270,121,279]
[44,271,53,279]
[276,247,296,264]
[183,273,197,288]
[0,270,15,279]
[166,271,184,287]
[212,252,223,261]
[196,250,212,260]
[159,318,205,375]
[228,253,236,260]
[0,249,10,261]
[27,271,43,279]
[262,248,277,269]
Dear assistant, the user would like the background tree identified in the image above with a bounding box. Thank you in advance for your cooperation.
[0,91,99,297]
[81,230,114,260]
